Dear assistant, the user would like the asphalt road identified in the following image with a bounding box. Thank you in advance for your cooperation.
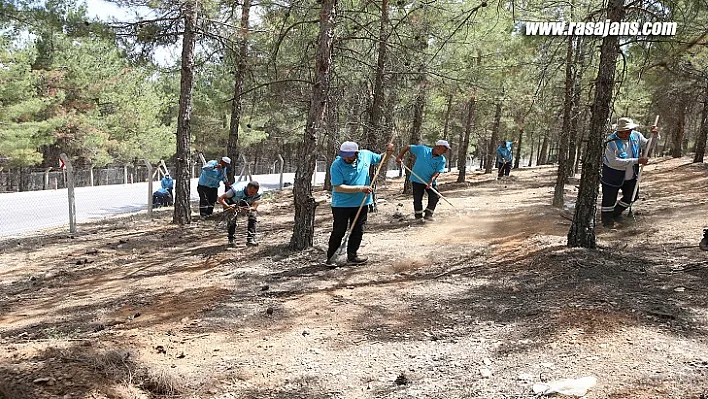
[0,170,401,238]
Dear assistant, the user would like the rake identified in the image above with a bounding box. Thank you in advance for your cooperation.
[327,135,396,265]
[399,163,457,210]
[628,115,660,220]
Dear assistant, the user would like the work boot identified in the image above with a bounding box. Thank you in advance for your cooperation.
[600,212,614,229]
[228,238,235,247]
[700,229,708,251]
[613,214,626,226]
[347,255,368,265]
[424,210,435,222]
[325,258,337,268]
[247,237,259,247]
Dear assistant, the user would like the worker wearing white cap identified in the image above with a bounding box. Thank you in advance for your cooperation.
[395,139,450,221]
[326,141,395,266]
[197,156,231,218]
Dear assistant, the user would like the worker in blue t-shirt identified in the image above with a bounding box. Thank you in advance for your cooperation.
[496,140,516,179]
[197,156,231,218]
[326,141,395,267]
[218,181,262,247]
[161,173,174,198]
[395,140,450,221]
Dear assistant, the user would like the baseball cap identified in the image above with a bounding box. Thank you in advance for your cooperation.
[339,141,359,158]
[435,140,451,149]
[221,156,231,164]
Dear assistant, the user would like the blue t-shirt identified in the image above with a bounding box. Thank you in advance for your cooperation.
[497,142,513,163]
[330,150,382,208]
[161,176,174,190]
[198,160,227,188]
[409,145,446,185]
[224,181,263,205]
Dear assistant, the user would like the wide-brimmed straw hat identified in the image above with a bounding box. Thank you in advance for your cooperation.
[616,117,639,131]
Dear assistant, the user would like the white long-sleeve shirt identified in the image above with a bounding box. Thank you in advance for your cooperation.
[603,131,657,180]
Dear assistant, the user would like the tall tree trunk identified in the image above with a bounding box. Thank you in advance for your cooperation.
[485,101,502,174]
[289,0,336,250]
[455,128,464,171]
[382,72,399,180]
[671,103,686,158]
[323,89,340,191]
[537,135,549,165]
[568,0,625,248]
[567,37,585,177]
[365,0,389,149]
[457,91,476,182]
[402,30,428,194]
[514,128,523,169]
[443,93,454,172]
[442,93,453,140]
[226,0,251,183]
[173,0,198,225]
[527,134,534,167]
[694,81,708,163]
[553,36,575,208]
[403,79,426,193]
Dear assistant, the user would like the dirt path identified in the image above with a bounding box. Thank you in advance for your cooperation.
[1,158,707,399]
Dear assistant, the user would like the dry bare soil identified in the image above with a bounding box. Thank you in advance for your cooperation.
[1,157,707,399]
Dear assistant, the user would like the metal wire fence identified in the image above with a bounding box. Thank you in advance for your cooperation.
[0,156,330,240]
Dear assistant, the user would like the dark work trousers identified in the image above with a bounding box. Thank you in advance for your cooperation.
[197,184,218,216]
[497,161,511,177]
[226,200,257,241]
[601,178,638,224]
[327,206,369,260]
[152,191,173,208]
[412,182,440,219]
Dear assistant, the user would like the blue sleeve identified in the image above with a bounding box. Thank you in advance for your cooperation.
[369,151,382,166]
[203,160,217,170]
[409,145,422,158]
[330,162,344,186]
[437,157,446,173]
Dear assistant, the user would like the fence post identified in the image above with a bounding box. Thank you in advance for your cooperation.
[277,154,284,189]
[89,165,94,186]
[160,160,169,176]
[59,153,76,234]
[123,165,128,184]
[43,167,52,190]
[145,159,153,216]
[238,154,253,182]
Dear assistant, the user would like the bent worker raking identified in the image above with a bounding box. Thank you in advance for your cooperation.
[599,115,660,228]
[399,162,457,211]
[325,133,397,268]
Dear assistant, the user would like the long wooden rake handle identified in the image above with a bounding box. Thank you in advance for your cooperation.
[328,136,396,263]
[630,115,660,204]
[400,163,456,209]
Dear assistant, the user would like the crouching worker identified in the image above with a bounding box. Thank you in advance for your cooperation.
[152,187,173,208]
[218,181,262,247]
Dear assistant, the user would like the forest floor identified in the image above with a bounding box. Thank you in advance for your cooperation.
[1,156,707,399]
